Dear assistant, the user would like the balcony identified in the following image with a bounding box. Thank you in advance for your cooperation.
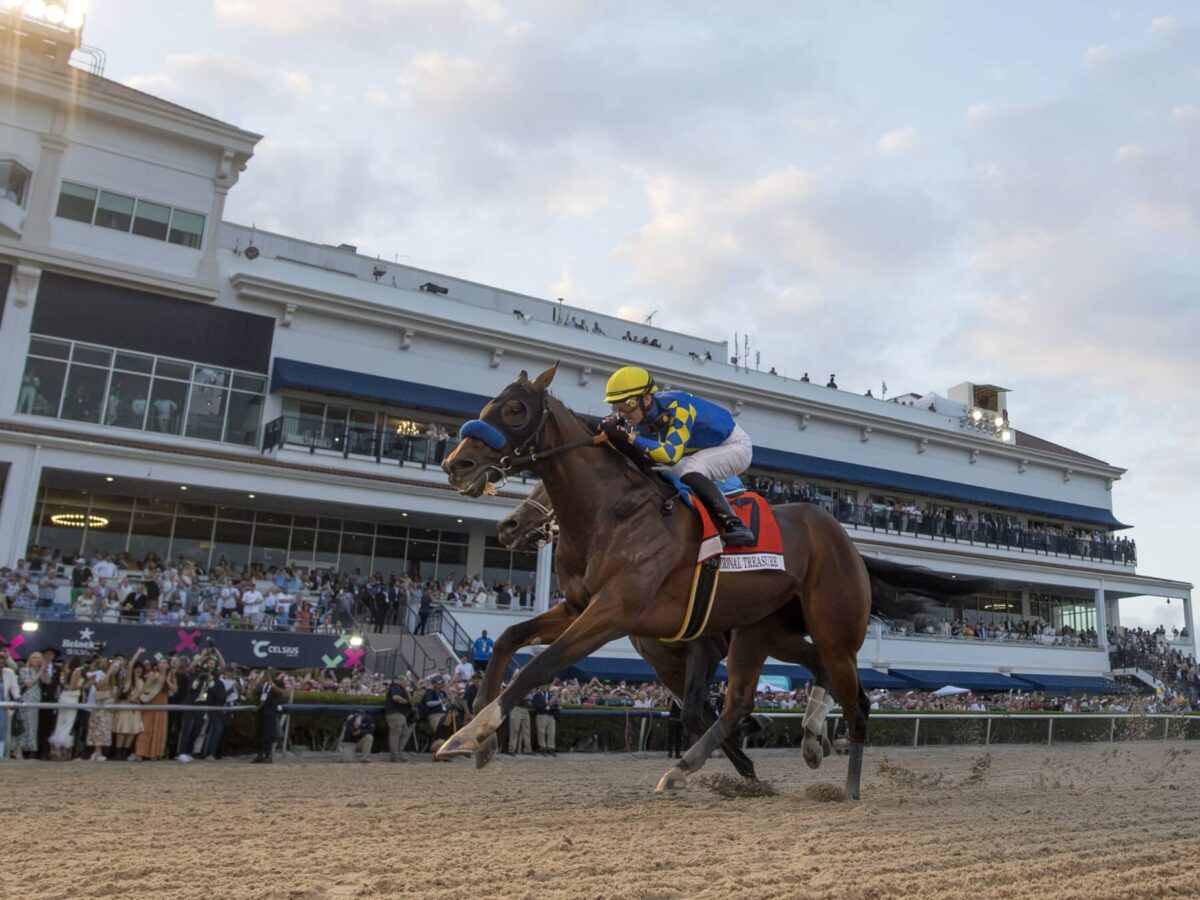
[262,414,450,467]
[787,494,1136,567]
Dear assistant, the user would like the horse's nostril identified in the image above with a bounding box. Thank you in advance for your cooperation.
[449,457,476,473]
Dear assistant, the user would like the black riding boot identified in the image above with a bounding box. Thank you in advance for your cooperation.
[681,472,755,547]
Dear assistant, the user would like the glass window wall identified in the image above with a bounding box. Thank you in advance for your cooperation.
[19,336,265,447]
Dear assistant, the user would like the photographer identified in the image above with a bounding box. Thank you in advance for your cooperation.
[339,710,375,763]
[252,667,287,763]
[383,674,413,762]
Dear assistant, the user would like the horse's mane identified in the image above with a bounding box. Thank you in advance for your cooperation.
[548,392,677,502]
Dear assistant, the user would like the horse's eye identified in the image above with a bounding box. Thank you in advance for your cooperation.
[501,401,526,425]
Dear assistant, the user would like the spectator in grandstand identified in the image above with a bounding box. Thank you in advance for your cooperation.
[473,629,493,674]
[452,655,474,682]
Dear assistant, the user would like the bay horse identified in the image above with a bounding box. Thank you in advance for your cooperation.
[491,481,991,781]
[486,482,808,780]
[440,364,947,798]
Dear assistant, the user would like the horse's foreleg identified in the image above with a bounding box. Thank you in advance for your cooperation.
[438,600,625,761]
[656,630,767,792]
[472,603,577,768]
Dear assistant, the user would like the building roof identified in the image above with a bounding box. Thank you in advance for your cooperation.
[1014,431,1109,466]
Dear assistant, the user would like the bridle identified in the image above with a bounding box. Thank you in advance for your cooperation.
[459,387,608,486]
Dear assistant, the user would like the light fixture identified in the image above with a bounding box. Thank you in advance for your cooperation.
[348,634,364,648]
[105,476,114,482]
[179,485,188,491]
[419,281,448,295]
[43,2,63,22]
[1000,429,1012,442]
[970,409,983,422]
[401,512,408,517]
[993,415,1004,428]
[456,518,463,523]
[248,493,256,499]
[50,512,108,528]
[21,620,39,632]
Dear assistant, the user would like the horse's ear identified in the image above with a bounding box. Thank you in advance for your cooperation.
[531,361,559,391]
[516,370,530,384]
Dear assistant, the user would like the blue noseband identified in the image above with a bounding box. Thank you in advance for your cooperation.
[459,419,508,451]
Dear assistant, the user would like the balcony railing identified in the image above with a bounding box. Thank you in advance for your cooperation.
[262,415,449,468]
[787,497,1136,566]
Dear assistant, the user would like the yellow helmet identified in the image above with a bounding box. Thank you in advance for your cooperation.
[604,366,658,404]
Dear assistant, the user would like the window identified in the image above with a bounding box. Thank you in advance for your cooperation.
[131,199,170,240]
[168,208,205,248]
[55,181,206,250]
[94,190,135,232]
[56,182,97,223]
[0,160,31,206]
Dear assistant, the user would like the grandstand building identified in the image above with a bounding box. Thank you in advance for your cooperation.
[0,11,1191,692]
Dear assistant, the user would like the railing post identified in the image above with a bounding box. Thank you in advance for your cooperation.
[1164,717,1170,740]
[985,717,991,746]
[1110,717,1116,743]
[913,717,920,747]
[1047,717,1054,746]
[282,687,294,755]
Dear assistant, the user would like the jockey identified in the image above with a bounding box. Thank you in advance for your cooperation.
[602,366,755,547]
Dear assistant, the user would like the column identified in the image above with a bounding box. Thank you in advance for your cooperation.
[1183,593,1196,661]
[1094,582,1108,651]
[533,540,554,614]
[1020,587,1031,620]
[21,132,70,246]
[0,445,42,566]
[465,528,486,580]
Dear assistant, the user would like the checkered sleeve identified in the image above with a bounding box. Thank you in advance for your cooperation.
[632,401,695,464]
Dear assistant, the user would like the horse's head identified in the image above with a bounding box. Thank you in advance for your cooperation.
[443,363,558,497]
[497,483,555,551]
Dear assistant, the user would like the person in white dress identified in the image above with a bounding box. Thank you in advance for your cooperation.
[49,661,85,760]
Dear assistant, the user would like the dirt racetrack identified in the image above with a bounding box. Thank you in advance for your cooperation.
[7,741,1200,899]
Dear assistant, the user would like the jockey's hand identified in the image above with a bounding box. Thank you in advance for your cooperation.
[601,418,634,446]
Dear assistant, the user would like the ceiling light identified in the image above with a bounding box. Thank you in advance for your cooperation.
[23,0,47,18]
[105,476,114,482]
[248,493,256,499]
[179,485,188,491]
[456,518,463,523]
[43,2,65,23]
[50,513,108,528]
[401,512,408,517]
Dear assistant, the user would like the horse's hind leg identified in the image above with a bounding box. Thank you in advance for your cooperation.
[680,640,758,781]
[766,631,833,769]
[823,652,868,799]
[656,629,767,792]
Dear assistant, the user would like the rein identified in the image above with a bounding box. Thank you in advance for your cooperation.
[498,433,609,473]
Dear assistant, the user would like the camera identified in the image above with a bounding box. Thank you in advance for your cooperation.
[93,640,107,655]
[205,636,216,647]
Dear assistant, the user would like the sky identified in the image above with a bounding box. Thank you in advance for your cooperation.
[83,1,1198,630]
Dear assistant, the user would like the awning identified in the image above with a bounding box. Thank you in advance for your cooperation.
[891,668,1027,692]
[270,357,491,418]
[512,652,657,683]
[1011,673,1130,694]
[752,446,1128,529]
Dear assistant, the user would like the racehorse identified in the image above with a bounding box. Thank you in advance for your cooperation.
[487,482,796,781]
[491,481,991,781]
[440,364,962,798]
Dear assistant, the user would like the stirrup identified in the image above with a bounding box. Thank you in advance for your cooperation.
[719,518,755,547]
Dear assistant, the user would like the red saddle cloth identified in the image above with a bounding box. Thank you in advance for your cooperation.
[693,492,785,570]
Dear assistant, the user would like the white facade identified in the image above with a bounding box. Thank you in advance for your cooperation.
[0,32,1192,683]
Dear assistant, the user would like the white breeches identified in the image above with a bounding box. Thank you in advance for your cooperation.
[664,424,753,481]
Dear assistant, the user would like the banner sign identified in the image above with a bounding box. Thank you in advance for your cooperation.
[0,619,362,670]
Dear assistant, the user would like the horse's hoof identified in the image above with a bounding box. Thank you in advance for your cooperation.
[435,731,477,760]
[801,735,823,770]
[474,734,499,770]
[845,782,861,801]
[654,767,688,793]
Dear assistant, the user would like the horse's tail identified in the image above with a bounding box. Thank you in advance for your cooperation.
[862,556,995,620]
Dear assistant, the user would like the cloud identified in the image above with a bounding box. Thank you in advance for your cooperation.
[878,126,920,154]
[1084,44,1115,66]
[1171,103,1199,125]
[966,103,995,125]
